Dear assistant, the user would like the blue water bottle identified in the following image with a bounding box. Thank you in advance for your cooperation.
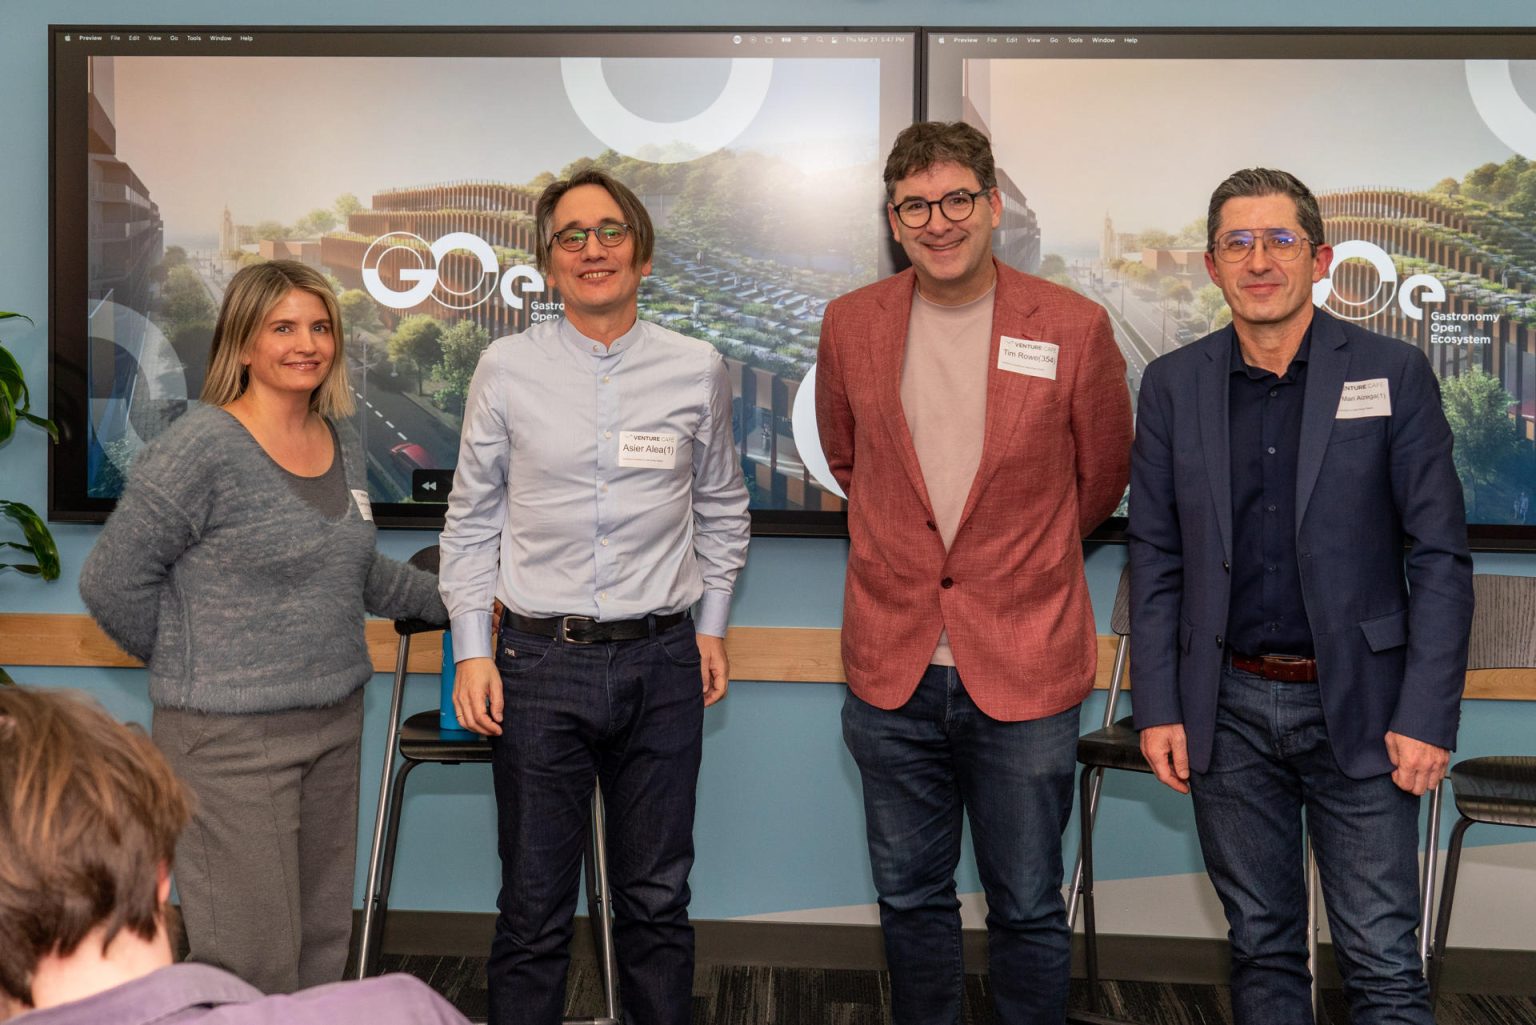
[439,632,474,735]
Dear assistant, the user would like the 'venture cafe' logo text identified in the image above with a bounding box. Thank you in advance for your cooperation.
[362,231,545,312]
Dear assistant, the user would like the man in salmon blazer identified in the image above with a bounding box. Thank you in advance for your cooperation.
[1128,168,1473,1025]
[815,121,1132,1025]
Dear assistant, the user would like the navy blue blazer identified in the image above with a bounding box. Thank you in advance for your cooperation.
[1127,309,1473,779]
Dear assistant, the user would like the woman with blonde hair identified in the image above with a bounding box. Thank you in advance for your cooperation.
[81,259,445,994]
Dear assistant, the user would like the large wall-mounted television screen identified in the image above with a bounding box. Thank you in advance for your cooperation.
[50,26,918,532]
[924,28,1536,550]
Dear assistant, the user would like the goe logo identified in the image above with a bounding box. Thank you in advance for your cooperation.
[1311,240,1445,322]
[362,231,545,312]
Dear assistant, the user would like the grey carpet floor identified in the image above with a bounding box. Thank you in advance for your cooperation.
[380,954,1536,1024]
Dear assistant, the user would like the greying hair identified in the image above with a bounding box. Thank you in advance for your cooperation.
[882,121,998,202]
[533,168,655,276]
[1206,168,1325,251]
[200,260,354,418]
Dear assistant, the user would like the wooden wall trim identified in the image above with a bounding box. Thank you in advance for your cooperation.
[2,613,1533,699]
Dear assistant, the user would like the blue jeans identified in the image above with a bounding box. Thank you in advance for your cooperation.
[486,617,703,1025]
[842,666,1078,1025]
[1191,667,1433,1025]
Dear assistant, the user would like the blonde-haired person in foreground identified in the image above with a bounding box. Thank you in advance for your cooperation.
[80,259,446,992]
[0,685,468,1024]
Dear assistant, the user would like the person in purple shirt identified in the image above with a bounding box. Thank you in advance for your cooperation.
[0,685,468,1025]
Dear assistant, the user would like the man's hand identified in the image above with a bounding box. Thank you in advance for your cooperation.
[453,656,503,736]
[1385,731,1449,795]
[1140,723,1191,794]
[697,633,730,707]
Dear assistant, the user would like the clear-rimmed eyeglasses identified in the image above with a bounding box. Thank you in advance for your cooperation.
[1211,228,1315,263]
[551,222,632,252]
[891,188,992,229]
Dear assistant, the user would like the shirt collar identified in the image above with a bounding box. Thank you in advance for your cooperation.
[1229,323,1312,381]
[560,316,643,360]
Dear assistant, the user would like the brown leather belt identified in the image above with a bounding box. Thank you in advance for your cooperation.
[505,610,688,645]
[1228,650,1318,682]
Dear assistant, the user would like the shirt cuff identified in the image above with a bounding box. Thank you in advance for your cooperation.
[693,590,732,638]
[450,611,494,662]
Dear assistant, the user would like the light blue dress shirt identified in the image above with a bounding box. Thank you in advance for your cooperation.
[439,316,750,661]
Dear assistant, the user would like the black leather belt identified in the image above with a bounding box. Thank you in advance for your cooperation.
[506,610,688,645]
[1228,650,1318,682]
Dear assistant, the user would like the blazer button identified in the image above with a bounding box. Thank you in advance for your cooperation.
[1222,560,1230,572]
[1215,635,1224,648]
[926,520,937,531]
[941,577,954,589]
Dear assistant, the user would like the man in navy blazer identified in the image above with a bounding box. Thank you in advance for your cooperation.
[1128,168,1473,1025]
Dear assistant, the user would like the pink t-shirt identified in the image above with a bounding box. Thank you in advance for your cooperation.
[899,285,995,666]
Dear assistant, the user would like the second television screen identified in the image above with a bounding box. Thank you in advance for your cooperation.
[926,29,1536,546]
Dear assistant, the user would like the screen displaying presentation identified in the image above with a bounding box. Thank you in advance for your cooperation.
[925,29,1536,548]
[49,26,918,531]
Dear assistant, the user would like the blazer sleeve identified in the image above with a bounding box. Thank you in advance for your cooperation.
[1126,356,1186,729]
[815,300,855,494]
[1072,305,1133,536]
[1386,351,1474,749]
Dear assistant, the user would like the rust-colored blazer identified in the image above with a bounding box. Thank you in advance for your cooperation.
[815,262,1132,721]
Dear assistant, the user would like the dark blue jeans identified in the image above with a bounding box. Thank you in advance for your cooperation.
[486,617,703,1025]
[1191,667,1434,1025]
[842,666,1078,1025]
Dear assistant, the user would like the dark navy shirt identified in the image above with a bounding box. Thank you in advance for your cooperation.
[1226,328,1315,657]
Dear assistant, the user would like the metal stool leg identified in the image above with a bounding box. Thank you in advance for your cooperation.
[357,756,423,978]
[357,634,413,979]
[1428,816,1474,1007]
[1306,836,1321,1024]
[1418,782,1443,977]
[1079,766,1103,1006]
[1065,762,1141,1025]
[592,785,619,1023]
[1067,764,1108,935]
[565,782,621,1025]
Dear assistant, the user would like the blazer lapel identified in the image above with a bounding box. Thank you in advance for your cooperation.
[1296,311,1350,529]
[1197,329,1234,562]
[870,272,936,510]
[955,267,1039,530]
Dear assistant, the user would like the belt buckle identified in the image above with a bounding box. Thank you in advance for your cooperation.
[559,616,597,644]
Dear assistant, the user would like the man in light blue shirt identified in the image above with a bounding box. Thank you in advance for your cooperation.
[438,168,749,1025]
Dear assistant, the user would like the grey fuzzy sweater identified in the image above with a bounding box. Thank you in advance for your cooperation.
[80,405,446,714]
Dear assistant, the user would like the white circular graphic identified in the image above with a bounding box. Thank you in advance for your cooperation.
[790,363,846,500]
[561,57,774,163]
[1312,239,1399,321]
[362,231,541,311]
[1466,60,1536,159]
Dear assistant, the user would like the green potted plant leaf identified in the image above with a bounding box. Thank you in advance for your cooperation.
[1,310,60,684]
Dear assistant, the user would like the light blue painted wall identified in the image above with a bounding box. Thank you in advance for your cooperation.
[3,0,1535,921]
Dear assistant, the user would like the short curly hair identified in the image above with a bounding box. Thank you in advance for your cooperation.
[882,121,997,202]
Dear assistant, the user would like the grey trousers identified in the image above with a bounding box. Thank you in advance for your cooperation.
[153,689,363,994]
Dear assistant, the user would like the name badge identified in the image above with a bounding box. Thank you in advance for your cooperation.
[997,336,1059,380]
[618,431,677,469]
[351,489,374,522]
[1336,378,1391,419]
